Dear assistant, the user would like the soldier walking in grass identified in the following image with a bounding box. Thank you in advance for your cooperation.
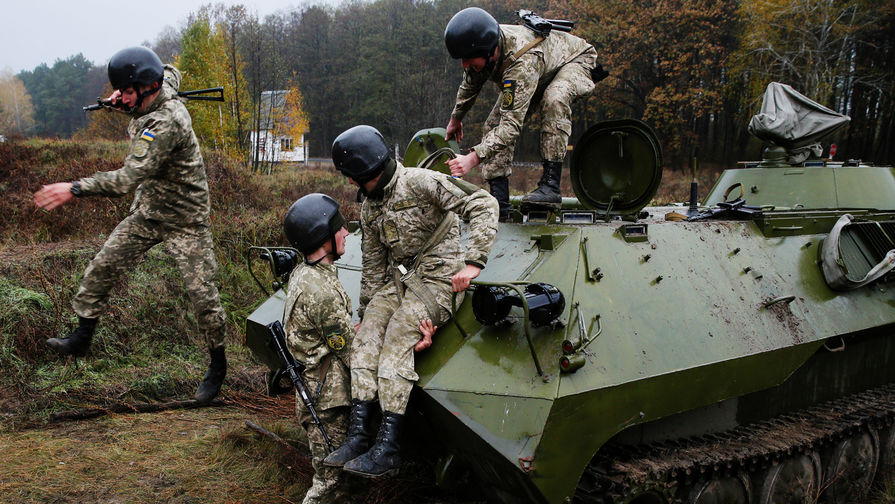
[33,46,228,403]
[443,7,603,219]
[322,125,498,478]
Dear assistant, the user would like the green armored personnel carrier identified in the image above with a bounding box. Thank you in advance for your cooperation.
[245,83,895,503]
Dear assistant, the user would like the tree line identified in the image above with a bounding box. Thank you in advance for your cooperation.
[2,0,893,167]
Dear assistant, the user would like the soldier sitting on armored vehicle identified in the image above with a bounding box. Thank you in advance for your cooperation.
[443,7,604,219]
[281,192,442,502]
[322,125,499,478]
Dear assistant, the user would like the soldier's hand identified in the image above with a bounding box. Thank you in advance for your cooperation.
[451,264,481,292]
[415,319,437,352]
[446,117,463,141]
[34,182,75,211]
[107,89,123,106]
[447,151,479,178]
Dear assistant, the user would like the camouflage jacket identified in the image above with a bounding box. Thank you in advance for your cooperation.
[358,163,499,319]
[79,65,211,225]
[450,25,596,161]
[284,261,353,410]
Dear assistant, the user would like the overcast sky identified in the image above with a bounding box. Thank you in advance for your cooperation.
[0,0,341,74]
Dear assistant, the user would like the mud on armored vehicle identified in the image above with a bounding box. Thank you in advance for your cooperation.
[245,82,895,504]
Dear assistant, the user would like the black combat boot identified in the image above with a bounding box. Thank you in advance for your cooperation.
[46,317,97,357]
[194,347,226,402]
[521,160,563,209]
[323,399,377,467]
[488,176,511,222]
[342,411,404,478]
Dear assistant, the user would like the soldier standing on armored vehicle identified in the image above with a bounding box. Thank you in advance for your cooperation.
[322,125,499,478]
[443,7,602,219]
[33,46,229,403]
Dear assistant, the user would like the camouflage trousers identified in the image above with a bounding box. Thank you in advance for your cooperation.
[71,213,227,350]
[480,48,599,181]
[298,403,350,504]
[350,279,454,414]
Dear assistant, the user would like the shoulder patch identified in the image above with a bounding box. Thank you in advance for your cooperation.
[132,140,150,158]
[140,129,155,142]
[501,80,516,109]
[323,325,347,351]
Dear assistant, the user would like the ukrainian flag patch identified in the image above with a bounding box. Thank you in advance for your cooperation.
[140,130,155,142]
[501,80,516,109]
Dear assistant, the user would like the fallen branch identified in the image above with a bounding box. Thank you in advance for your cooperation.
[245,420,315,481]
[245,420,299,452]
[49,399,225,422]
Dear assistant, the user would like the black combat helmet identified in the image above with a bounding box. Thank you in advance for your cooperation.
[108,46,164,91]
[332,125,390,183]
[283,193,347,259]
[444,7,500,60]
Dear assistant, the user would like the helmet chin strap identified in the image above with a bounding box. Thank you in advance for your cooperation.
[355,158,396,200]
[305,235,341,265]
[329,235,342,261]
[124,81,161,114]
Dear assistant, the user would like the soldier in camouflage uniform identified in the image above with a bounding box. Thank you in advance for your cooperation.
[33,46,228,403]
[283,193,438,500]
[323,125,499,478]
[443,7,601,218]
[282,194,354,504]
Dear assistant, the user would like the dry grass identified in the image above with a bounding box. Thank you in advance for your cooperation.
[0,406,311,503]
[0,139,482,504]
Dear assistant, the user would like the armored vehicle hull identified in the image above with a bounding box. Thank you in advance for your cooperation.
[246,117,895,504]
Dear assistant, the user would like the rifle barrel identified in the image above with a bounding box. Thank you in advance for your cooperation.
[177,87,225,102]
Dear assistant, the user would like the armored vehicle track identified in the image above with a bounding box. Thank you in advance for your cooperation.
[575,384,895,503]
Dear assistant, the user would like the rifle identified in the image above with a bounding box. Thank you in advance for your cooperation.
[267,320,335,453]
[83,87,225,112]
[516,9,574,37]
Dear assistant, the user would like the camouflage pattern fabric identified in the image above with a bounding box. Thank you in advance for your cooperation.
[284,262,353,411]
[298,404,351,504]
[285,261,353,502]
[353,163,498,414]
[72,214,226,349]
[79,65,211,225]
[351,280,455,414]
[71,65,226,349]
[450,25,599,180]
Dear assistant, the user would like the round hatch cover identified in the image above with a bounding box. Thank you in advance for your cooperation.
[403,128,460,175]
[570,119,663,215]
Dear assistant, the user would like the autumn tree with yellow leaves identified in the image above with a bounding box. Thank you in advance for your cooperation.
[273,78,310,157]
[177,8,251,160]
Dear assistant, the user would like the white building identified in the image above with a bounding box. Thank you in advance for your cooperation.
[249,90,308,163]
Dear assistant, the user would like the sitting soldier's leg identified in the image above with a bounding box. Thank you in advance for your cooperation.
[325,286,399,467]
[344,293,448,478]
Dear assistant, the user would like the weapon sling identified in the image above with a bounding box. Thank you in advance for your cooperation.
[392,212,457,325]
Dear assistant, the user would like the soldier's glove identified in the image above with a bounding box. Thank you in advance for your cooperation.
[591,64,610,84]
